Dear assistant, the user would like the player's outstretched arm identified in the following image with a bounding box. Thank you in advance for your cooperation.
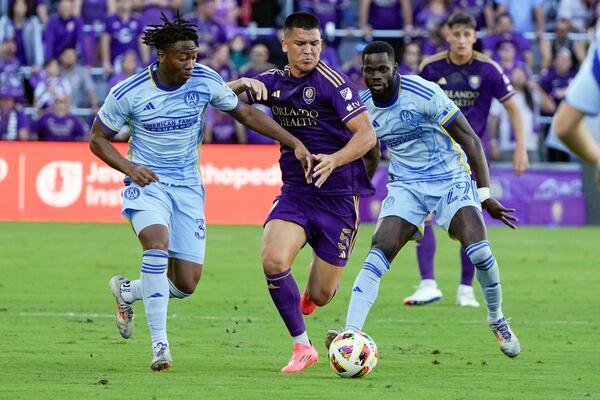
[554,102,600,189]
[446,113,517,229]
[228,102,313,183]
[89,120,159,186]
[227,78,267,103]
[502,97,529,176]
[312,112,377,188]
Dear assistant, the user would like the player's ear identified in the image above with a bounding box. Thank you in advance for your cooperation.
[156,49,165,63]
[393,62,398,74]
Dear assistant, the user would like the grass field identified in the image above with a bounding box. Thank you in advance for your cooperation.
[1,222,599,399]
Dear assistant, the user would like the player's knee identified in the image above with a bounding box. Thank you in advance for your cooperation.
[465,241,495,270]
[142,242,168,251]
[174,279,197,295]
[261,248,291,274]
[309,286,335,306]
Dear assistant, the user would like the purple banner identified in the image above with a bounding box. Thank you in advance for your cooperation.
[359,165,585,226]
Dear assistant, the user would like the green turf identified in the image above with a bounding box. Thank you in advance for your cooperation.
[1,222,599,399]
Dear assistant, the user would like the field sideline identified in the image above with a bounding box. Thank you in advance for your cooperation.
[1,222,599,399]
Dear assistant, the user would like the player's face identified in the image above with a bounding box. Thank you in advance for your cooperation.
[447,24,476,58]
[362,53,397,96]
[159,40,199,84]
[282,28,322,77]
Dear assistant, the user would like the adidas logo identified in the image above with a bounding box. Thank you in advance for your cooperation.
[143,102,156,111]
[271,90,280,98]
[267,283,279,289]
[373,120,380,128]
[353,286,363,293]
[148,292,164,298]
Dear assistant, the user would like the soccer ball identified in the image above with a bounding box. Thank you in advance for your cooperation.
[328,331,378,378]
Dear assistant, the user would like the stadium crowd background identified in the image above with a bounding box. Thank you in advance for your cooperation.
[0,0,597,163]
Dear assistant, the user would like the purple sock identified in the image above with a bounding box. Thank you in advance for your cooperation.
[416,222,436,280]
[460,247,475,285]
[265,268,305,337]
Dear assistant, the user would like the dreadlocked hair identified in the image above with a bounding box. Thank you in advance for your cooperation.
[142,10,198,51]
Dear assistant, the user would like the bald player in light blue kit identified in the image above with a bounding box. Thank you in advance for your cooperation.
[90,12,312,371]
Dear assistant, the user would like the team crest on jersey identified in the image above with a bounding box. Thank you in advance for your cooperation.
[303,87,315,104]
[184,91,202,108]
[123,187,140,200]
[468,75,482,90]
[339,87,352,100]
[383,196,395,209]
[400,110,414,123]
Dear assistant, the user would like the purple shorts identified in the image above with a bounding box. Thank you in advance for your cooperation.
[265,190,360,267]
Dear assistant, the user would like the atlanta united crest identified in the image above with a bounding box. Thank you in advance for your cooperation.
[303,87,315,104]
[468,75,482,90]
[184,91,201,108]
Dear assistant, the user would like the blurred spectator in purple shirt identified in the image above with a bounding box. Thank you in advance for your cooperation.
[44,0,84,63]
[133,0,184,27]
[187,0,227,60]
[74,0,114,66]
[33,95,87,141]
[494,40,530,79]
[34,58,72,114]
[483,13,533,69]
[341,42,367,92]
[100,0,149,75]
[398,41,421,75]
[0,38,25,103]
[420,22,449,57]
[451,0,494,31]
[540,48,577,109]
[299,0,355,29]
[203,42,237,82]
[414,0,452,34]
[239,43,276,77]
[214,0,240,28]
[203,104,246,144]
[108,50,140,88]
[359,0,413,33]
[0,84,29,141]
[540,18,586,71]
[0,0,44,69]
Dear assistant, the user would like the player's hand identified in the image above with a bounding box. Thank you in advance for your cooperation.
[482,198,518,229]
[239,77,268,101]
[128,165,159,187]
[512,148,529,176]
[312,153,339,188]
[293,142,313,184]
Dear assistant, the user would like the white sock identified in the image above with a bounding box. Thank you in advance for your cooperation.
[168,279,192,299]
[293,331,311,346]
[120,279,143,304]
[140,249,170,346]
[465,241,504,323]
[345,248,390,332]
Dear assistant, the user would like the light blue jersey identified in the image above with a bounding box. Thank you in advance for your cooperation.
[96,62,240,185]
[361,74,469,183]
[566,27,600,115]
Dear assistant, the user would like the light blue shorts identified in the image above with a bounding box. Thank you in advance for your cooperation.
[121,182,206,264]
[378,175,481,240]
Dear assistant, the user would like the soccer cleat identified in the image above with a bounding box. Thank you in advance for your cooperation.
[109,275,134,339]
[489,317,521,358]
[281,343,319,373]
[150,342,173,371]
[403,280,443,306]
[456,284,480,307]
[324,328,340,351]
[300,289,318,315]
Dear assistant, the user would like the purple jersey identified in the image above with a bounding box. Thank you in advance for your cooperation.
[299,0,352,26]
[483,33,531,63]
[104,15,144,63]
[33,113,86,141]
[139,5,173,27]
[246,61,374,197]
[368,0,403,30]
[455,0,492,29]
[44,15,84,61]
[81,0,107,24]
[204,106,237,144]
[0,106,28,140]
[540,68,576,108]
[415,7,451,32]
[419,51,514,136]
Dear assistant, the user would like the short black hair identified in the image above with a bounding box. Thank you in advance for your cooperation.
[284,12,321,35]
[447,11,477,30]
[142,10,198,51]
[362,41,395,62]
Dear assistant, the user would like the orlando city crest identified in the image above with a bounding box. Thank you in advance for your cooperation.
[303,87,315,105]
[468,75,482,90]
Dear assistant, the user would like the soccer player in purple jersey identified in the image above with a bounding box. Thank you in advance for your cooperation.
[404,11,528,308]
[229,12,378,373]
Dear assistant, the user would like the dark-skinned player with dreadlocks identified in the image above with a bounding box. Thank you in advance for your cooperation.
[90,12,313,371]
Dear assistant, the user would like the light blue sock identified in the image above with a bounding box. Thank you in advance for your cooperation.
[465,241,503,322]
[345,248,390,332]
[140,249,170,347]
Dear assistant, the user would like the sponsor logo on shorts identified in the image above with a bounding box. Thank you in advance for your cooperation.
[123,186,140,200]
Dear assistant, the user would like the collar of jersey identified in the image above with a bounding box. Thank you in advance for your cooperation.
[149,62,184,92]
[283,65,312,81]
[373,74,401,108]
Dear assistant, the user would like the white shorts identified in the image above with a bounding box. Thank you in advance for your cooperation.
[121,181,206,264]
[378,175,481,240]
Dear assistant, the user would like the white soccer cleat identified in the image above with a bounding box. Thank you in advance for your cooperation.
[456,284,480,307]
[489,317,521,358]
[109,275,134,339]
[151,342,173,371]
[403,279,442,306]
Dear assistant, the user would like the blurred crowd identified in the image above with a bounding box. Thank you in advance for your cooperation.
[0,0,598,162]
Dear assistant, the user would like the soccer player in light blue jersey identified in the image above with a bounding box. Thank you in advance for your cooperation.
[553,26,600,189]
[326,41,521,358]
[90,13,312,371]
